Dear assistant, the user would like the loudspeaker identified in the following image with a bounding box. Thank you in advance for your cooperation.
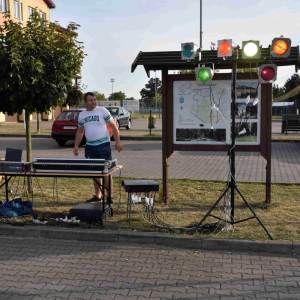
[69,202,111,222]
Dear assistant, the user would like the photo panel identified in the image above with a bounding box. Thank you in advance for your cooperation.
[176,128,226,143]
[232,122,258,143]
[235,102,258,119]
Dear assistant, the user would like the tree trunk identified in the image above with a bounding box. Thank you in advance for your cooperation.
[37,113,40,134]
[25,110,32,194]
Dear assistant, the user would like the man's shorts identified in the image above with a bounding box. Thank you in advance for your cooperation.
[85,142,112,160]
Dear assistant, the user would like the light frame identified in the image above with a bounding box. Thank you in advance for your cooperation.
[217,39,234,57]
[257,64,277,83]
[195,67,214,84]
[242,40,260,59]
[181,42,196,60]
[271,37,291,58]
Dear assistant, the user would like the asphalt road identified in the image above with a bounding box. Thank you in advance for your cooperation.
[0,236,299,300]
[0,137,299,183]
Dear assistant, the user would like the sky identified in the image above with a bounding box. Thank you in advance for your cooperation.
[50,0,300,99]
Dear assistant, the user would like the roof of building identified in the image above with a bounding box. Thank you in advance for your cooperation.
[272,102,294,107]
[44,0,56,9]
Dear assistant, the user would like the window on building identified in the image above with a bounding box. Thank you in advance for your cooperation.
[13,1,21,19]
[39,11,45,20]
[0,0,8,13]
[28,6,35,19]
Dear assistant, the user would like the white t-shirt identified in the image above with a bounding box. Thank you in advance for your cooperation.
[78,107,112,146]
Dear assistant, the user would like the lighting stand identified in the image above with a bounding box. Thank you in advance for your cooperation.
[196,61,273,240]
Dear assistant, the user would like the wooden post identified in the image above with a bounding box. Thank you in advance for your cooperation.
[162,68,169,204]
[266,83,272,203]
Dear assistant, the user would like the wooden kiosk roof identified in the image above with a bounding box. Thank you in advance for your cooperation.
[132,47,300,76]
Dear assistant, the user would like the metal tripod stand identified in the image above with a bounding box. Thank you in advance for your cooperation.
[197,61,273,240]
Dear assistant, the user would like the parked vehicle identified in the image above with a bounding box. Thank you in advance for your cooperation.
[105,106,131,130]
[51,109,113,146]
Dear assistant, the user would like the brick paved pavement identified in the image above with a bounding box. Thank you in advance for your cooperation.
[0,138,299,183]
[115,141,300,183]
[0,236,299,300]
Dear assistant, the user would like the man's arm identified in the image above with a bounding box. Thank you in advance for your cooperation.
[108,119,123,152]
[73,126,84,156]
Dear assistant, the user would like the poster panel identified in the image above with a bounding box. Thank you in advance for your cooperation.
[173,80,261,145]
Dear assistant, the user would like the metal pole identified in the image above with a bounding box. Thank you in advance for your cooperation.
[230,61,237,223]
[155,71,157,112]
[111,78,115,101]
[200,0,202,49]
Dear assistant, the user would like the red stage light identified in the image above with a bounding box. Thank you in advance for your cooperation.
[261,66,276,82]
[219,41,231,56]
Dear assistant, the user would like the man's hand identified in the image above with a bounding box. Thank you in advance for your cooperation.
[73,146,79,156]
[115,141,123,153]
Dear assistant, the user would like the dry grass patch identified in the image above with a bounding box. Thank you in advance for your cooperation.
[1,176,299,241]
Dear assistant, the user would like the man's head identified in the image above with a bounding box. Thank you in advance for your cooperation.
[84,92,97,111]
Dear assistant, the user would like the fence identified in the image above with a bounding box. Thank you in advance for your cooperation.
[75,98,162,117]
[139,99,162,117]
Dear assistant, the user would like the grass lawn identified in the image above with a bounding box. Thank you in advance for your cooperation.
[131,113,161,119]
[2,176,299,242]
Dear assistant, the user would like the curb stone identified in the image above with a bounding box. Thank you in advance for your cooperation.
[0,224,299,256]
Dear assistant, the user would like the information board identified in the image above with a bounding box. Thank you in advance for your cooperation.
[173,80,260,145]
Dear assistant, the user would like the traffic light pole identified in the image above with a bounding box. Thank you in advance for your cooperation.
[196,61,273,240]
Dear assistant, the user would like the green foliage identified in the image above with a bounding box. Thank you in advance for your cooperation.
[92,91,106,100]
[0,11,86,115]
[140,78,162,99]
[125,97,135,100]
[65,85,83,107]
[236,68,257,73]
[283,73,300,94]
[108,91,126,100]
[273,84,285,98]
[178,70,195,74]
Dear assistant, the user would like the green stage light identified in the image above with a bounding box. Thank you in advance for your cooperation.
[242,40,260,59]
[197,69,210,82]
[195,67,214,84]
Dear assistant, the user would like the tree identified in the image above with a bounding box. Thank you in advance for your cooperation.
[108,91,126,100]
[92,91,106,100]
[125,97,135,100]
[0,12,85,165]
[66,85,83,107]
[273,84,284,98]
[283,73,300,93]
[140,78,162,99]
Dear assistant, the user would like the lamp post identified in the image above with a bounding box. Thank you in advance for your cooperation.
[111,78,115,100]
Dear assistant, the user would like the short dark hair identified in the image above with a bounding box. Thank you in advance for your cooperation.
[84,92,95,101]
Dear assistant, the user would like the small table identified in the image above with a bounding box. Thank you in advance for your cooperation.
[0,165,123,225]
[122,180,159,222]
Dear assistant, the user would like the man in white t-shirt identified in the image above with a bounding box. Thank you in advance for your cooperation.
[73,92,123,203]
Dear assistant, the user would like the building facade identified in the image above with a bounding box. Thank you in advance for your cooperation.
[0,0,66,122]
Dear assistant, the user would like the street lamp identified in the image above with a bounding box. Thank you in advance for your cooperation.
[110,78,115,100]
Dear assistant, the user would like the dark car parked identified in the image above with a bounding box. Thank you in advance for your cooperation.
[105,106,131,130]
[51,109,113,146]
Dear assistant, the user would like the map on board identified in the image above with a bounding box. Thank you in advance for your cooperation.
[173,81,231,144]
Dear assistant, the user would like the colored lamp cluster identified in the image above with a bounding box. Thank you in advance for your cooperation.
[181,36,292,84]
